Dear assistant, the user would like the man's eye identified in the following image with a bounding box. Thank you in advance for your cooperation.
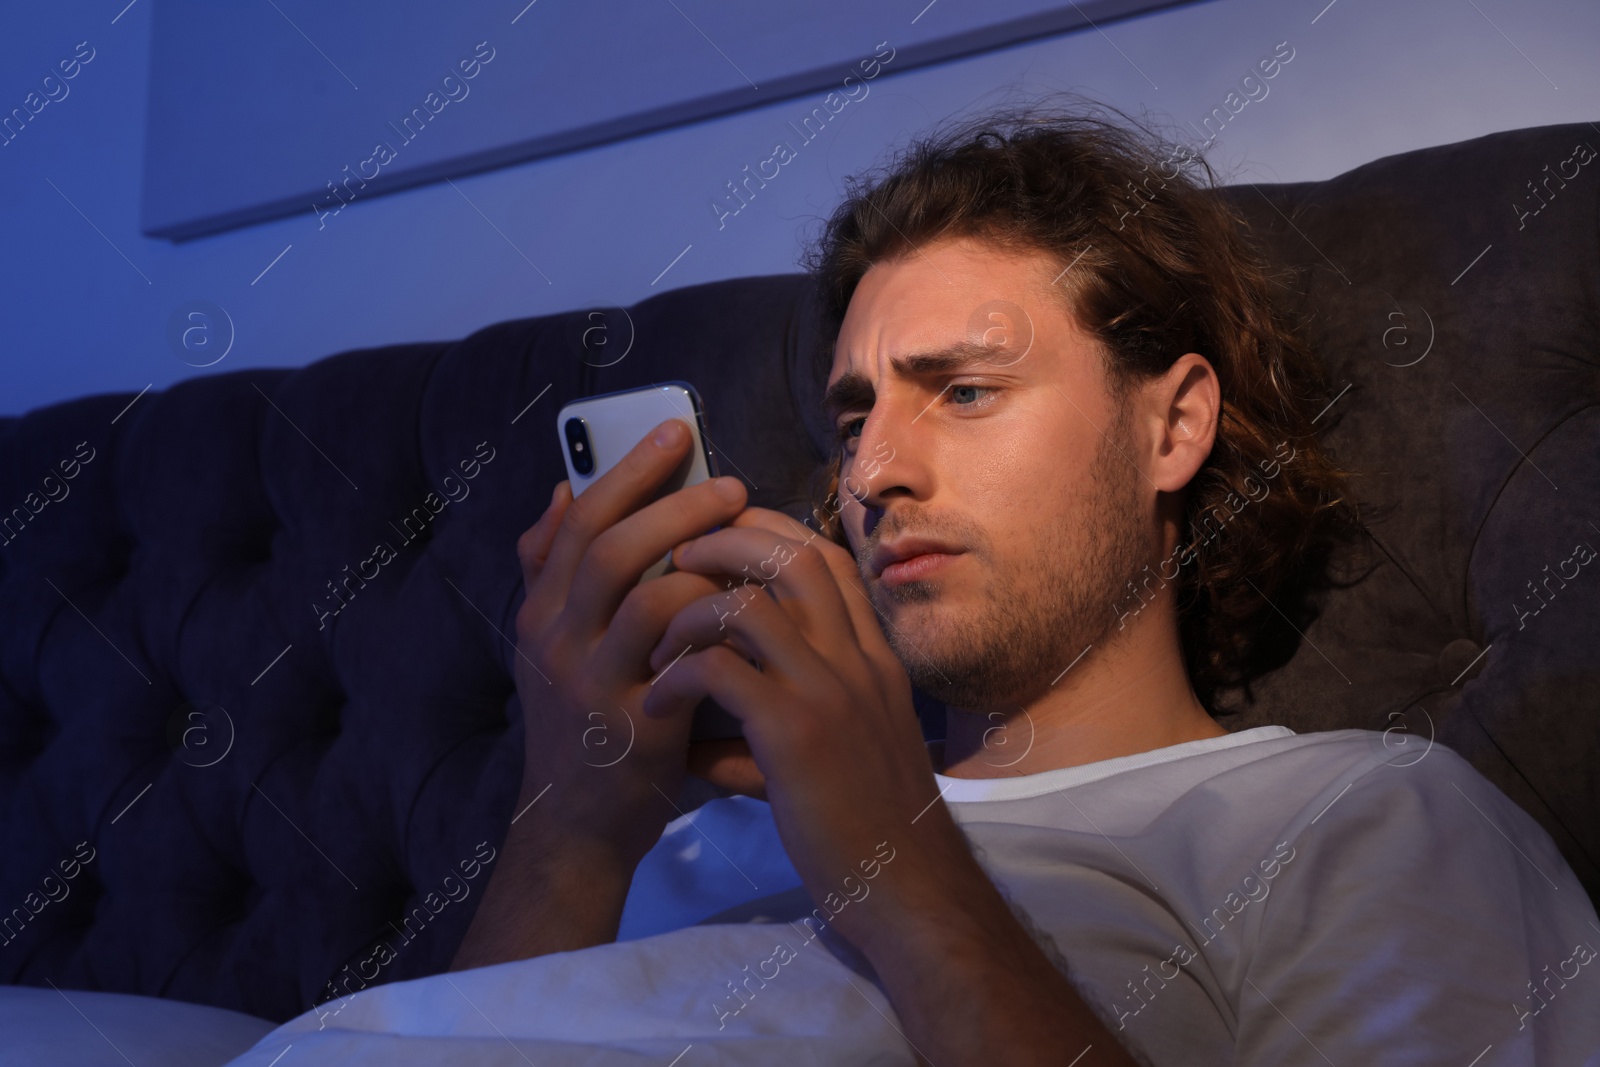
[948,384,996,407]
[836,386,995,441]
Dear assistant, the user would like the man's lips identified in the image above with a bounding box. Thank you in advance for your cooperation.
[877,551,965,587]
[870,537,967,580]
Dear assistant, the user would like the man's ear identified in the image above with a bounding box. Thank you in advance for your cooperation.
[1149,352,1220,494]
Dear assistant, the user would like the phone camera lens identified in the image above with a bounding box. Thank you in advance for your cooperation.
[564,417,595,476]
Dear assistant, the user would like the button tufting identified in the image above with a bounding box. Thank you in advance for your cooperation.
[1437,638,1488,686]
[321,694,345,739]
[102,534,136,581]
[242,523,275,564]
[229,875,264,925]
[11,706,57,762]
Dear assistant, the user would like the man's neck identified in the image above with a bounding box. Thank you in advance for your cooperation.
[934,620,1226,779]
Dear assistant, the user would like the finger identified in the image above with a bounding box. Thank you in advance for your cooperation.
[687,738,767,800]
[643,588,763,683]
[669,526,860,662]
[714,507,893,665]
[517,480,573,591]
[560,473,748,638]
[736,508,902,668]
[539,418,690,601]
[800,526,900,665]
[648,584,818,692]
[642,644,768,740]
[589,568,732,684]
[529,415,744,629]
[723,505,816,542]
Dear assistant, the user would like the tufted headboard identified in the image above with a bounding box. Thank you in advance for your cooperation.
[1,121,1596,1022]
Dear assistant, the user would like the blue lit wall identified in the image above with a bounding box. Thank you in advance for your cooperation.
[2,0,1595,417]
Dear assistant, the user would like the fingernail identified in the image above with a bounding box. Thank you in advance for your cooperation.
[713,476,743,502]
[652,420,685,448]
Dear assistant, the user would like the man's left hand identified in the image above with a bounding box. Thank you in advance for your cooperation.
[645,505,966,950]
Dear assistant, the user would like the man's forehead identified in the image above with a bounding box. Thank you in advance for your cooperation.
[823,335,1039,420]
[829,244,1064,375]
[826,293,1053,409]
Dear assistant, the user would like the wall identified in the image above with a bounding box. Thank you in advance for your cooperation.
[1,0,1595,417]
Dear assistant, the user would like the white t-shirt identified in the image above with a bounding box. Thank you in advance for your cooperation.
[222,728,1600,1066]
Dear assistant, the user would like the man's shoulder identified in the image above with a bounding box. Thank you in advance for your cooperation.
[1210,725,1480,793]
[1214,726,1576,892]
[953,724,1513,855]
[1168,725,1524,854]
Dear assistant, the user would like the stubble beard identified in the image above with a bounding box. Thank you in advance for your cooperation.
[866,409,1150,710]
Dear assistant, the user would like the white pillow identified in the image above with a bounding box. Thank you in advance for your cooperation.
[0,985,277,1067]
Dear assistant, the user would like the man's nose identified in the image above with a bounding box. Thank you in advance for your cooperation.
[847,401,915,510]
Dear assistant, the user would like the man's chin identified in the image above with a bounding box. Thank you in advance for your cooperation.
[878,596,1107,711]
[875,601,1013,706]
[875,580,942,608]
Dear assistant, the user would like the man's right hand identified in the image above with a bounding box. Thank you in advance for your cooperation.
[451,416,748,972]
[511,416,749,871]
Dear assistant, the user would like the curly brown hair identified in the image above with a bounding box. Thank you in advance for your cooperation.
[801,101,1367,715]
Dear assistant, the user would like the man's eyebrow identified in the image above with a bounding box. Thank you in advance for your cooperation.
[822,341,1004,420]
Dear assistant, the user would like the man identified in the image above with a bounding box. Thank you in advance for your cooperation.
[266,110,1598,1065]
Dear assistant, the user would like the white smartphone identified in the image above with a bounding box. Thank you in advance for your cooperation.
[558,381,718,579]
[555,381,744,742]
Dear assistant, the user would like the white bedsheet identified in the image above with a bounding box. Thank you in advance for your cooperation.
[220,728,1600,1065]
[224,792,913,1065]
[223,921,916,1066]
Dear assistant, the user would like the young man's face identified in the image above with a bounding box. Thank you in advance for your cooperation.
[825,235,1156,710]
